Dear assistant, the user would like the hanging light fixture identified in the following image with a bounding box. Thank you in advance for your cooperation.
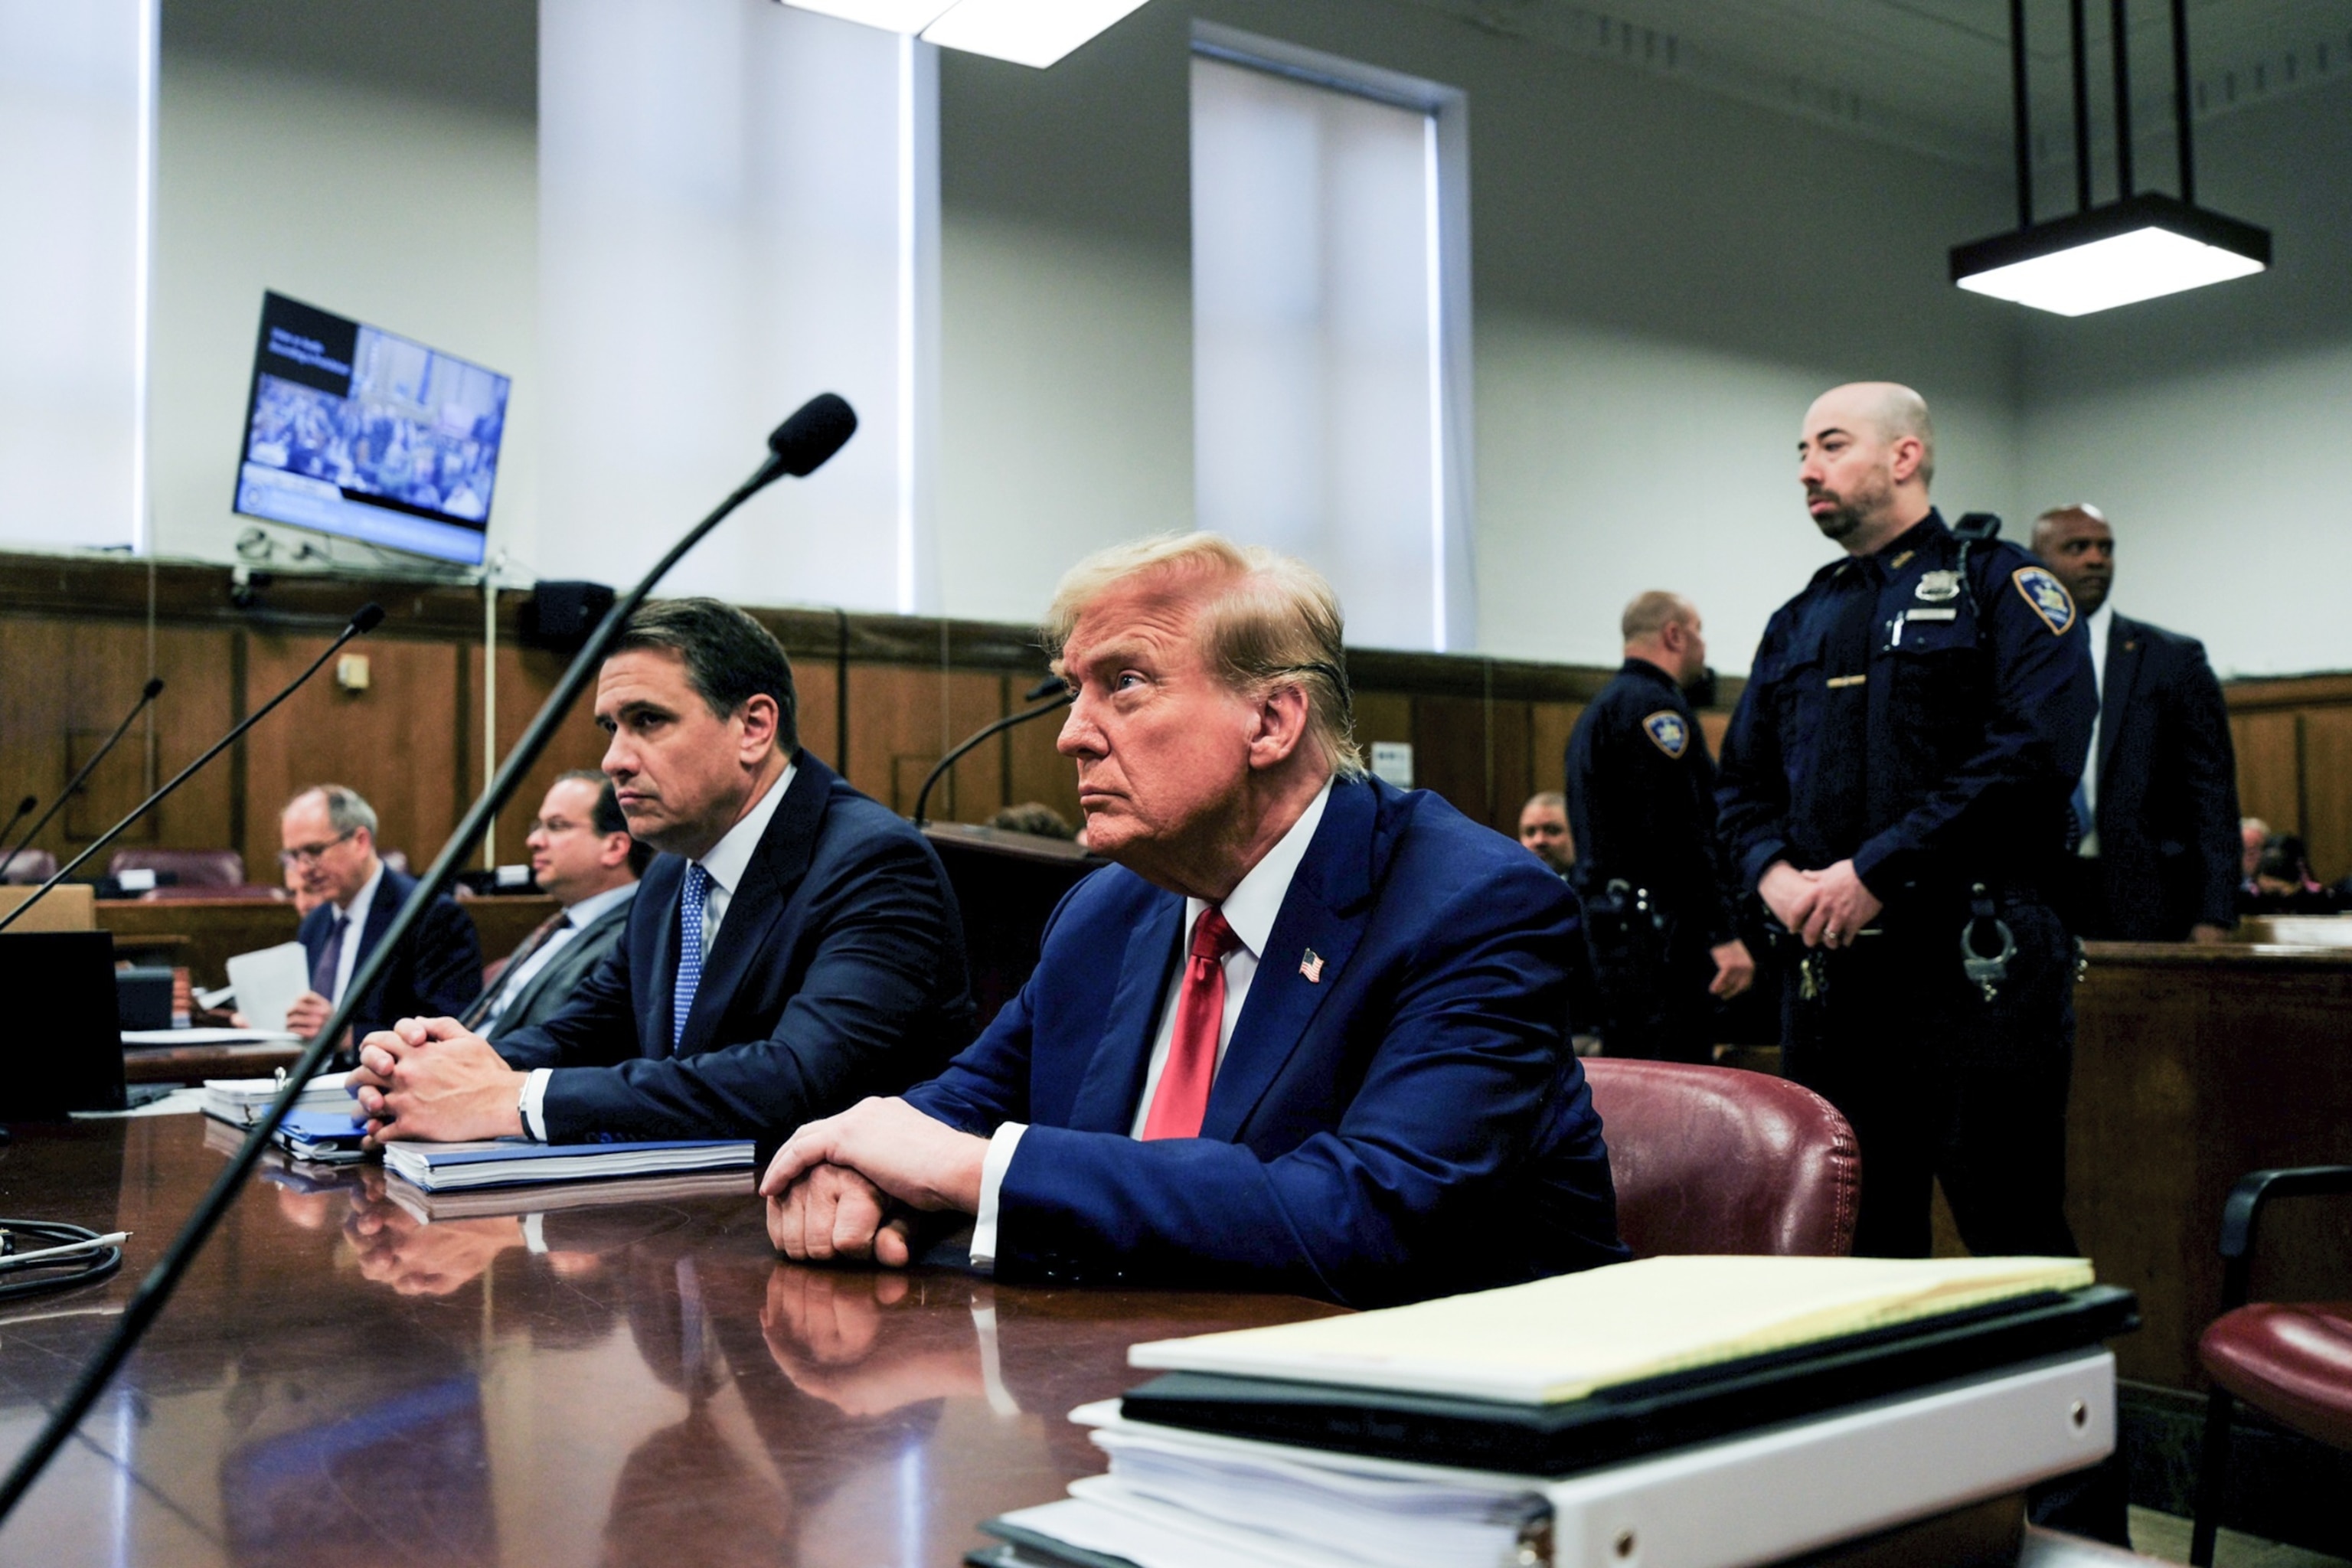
[1951,0,2269,316]
[781,0,1152,69]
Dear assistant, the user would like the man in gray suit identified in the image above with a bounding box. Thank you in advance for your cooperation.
[467,771,647,1040]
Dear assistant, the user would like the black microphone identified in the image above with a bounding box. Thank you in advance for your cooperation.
[0,613,377,936]
[0,677,165,885]
[911,675,1076,828]
[0,394,856,1522]
[0,796,37,882]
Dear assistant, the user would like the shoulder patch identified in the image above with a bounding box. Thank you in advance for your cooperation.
[2011,566,2076,635]
[1642,710,1690,759]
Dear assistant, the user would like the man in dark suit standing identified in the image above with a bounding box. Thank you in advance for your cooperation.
[2033,505,2240,942]
[468,771,646,1042]
[280,784,481,1049]
[760,534,1625,1308]
[349,599,976,1145]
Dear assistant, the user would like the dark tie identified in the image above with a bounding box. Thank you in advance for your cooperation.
[1818,565,1878,854]
[1140,906,1242,1140]
[311,912,347,1001]
[464,910,570,1030]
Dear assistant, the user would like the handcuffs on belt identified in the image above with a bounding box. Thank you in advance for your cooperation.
[1792,882,2017,1004]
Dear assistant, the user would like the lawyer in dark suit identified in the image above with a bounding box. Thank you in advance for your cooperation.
[762,535,1625,1308]
[280,784,481,1047]
[2034,506,2239,942]
[469,771,645,1043]
[349,599,976,1145]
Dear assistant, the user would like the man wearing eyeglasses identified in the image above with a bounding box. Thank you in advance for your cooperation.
[279,784,482,1050]
[467,771,647,1041]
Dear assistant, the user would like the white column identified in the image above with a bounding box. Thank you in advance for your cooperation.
[0,0,155,554]
[539,0,938,611]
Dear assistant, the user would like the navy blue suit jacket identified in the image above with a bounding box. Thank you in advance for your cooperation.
[905,773,1627,1308]
[2088,612,2241,938]
[496,753,978,1144]
[298,864,482,1046]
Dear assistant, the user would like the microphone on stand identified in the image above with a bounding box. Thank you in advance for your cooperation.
[0,393,859,1522]
[0,676,165,884]
[911,675,1076,828]
[0,616,378,936]
[0,797,38,883]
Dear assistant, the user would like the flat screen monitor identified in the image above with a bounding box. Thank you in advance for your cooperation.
[233,291,509,567]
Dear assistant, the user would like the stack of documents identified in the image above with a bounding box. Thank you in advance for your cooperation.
[382,1137,754,1193]
[974,1256,2135,1568]
[272,1108,371,1165]
[385,1168,753,1223]
[201,1072,353,1128]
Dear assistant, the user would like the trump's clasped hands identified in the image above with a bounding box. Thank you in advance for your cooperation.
[757,1096,990,1266]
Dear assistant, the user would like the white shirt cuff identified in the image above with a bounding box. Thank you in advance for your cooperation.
[968,1122,1027,1273]
[520,1069,554,1142]
[521,1212,548,1254]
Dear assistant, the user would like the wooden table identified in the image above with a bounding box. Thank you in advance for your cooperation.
[0,1115,1340,1565]
[2070,941,2352,1390]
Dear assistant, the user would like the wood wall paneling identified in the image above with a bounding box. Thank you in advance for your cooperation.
[2295,707,2352,884]
[844,662,1011,823]
[1527,701,1582,798]
[1003,702,1082,834]
[2229,710,2305,848]
[240,634,462,870]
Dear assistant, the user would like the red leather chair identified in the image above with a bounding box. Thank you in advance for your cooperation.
[1583,1059,1860,1257]
[0,849,56,885]
[2190,1165,2352,1565]
[109,848,246,887]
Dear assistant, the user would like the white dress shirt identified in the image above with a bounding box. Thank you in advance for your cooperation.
[2076,602,2115,859]
[520,762,796,1141]
[483,881,639,1024]
[970,779,1334,1269]
[325,864,384,1004]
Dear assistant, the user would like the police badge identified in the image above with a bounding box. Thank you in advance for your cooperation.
[2011,566,2076,634]
[1914,570,1962,603]
[1642,710,1689,758]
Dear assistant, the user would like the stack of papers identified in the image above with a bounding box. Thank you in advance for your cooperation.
[976,1256,2122,1568]
[273,1108,371,1165]
[384,1168,753,1223]
[201,1072,352,1128]
[381,1137,754,1193]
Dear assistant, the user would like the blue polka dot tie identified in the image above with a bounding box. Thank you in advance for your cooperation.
[672,863,710,1053]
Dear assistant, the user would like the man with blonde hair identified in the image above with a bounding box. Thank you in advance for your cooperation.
[762,533,1625,1305]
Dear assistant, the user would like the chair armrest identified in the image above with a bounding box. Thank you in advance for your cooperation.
[2217,1165,2352,1308]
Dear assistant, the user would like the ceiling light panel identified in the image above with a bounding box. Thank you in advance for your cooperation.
[1956,227,2266,316]
[782,0,959,33]
[920,0,1153,68]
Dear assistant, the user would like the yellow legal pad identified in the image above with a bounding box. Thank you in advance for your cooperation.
[1127,1254,2096,1406]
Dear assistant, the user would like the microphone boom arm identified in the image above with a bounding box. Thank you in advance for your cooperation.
[0,678,164,885]
[0,396,854,1521]
[911,689,1074,828]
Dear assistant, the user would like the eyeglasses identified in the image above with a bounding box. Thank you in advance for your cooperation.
[278,828,358,868]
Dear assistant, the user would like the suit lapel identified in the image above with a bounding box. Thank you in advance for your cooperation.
[1069,894,1183,1132]
[505,896,629,1025]
[675,755,829,1057]
[2098,615,2142,784]
[1199,779,1377,1143]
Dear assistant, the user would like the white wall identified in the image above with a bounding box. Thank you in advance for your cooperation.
[0,1,152,554]
[148,54,540,571]
[932,0,2025,671]
[2017,77,2352,678]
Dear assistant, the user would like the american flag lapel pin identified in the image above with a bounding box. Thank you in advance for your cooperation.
[1299,949,1324,984]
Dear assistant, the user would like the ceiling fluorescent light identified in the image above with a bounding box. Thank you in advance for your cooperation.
[920,0,1153,68]
[781,0,959,33]
[1952,192,2269,317]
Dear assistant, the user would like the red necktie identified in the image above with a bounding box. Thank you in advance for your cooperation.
[1141,906,1240,1140]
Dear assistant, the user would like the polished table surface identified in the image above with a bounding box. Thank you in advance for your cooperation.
[0,1114,1341,1566]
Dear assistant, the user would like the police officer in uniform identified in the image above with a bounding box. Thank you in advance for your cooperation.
[1565,592,1754,1061]
[1716,382,2096,1259]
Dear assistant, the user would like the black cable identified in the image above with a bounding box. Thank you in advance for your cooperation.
[0,1222,124,1305]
